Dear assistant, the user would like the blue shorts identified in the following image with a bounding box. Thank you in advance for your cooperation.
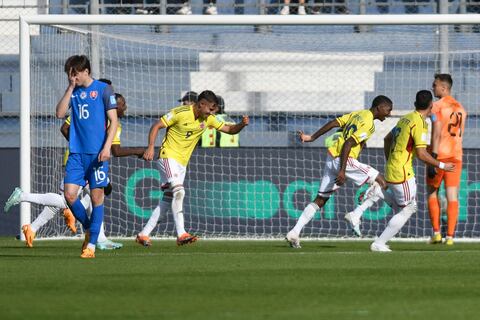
[64,153,109,189]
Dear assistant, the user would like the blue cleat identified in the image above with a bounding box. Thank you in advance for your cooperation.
[96,239,123,250]
[4,187,22,212]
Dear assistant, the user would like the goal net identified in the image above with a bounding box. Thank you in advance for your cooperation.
[24,16,480,240]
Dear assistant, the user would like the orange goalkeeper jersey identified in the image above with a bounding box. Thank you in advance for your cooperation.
[431,96,466,162]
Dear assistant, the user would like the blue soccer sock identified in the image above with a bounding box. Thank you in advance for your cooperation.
[71,198,90,229]
[89,205,104,245]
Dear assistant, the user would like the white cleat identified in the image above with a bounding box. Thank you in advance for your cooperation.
[298,5,306,15]
[285,231,301,249]
[370,242,392,252]
[96,239,123,250]
[345,212,362,237]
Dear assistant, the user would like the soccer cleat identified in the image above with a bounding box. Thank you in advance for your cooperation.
[298,5,306,15]
[4,187,22,212]
[429,233,442,244]
[176,233,198,246]
[82,230,90,252]
[345,212,362,237]
[62,208,77,234]
[22,224,35,248]
[176,3,192,15]
[285,230,301,249]
[80,247,95,259]
[135,234,152,247]
[280,6,290,15]
[445,237,454,246]
[96,239,123,250]
[370,242,392,252]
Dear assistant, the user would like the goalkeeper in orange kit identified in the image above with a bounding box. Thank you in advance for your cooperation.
[427,74,467,245]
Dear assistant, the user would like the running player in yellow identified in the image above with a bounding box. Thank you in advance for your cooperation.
[142,90,249,245]
[371,90,455,252]
[285,95,393,248]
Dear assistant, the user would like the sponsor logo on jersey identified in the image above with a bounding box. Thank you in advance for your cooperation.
[80,91,87,99]
[90,91,98,100]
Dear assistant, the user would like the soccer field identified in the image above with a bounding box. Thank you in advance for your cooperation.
[1,238,480,319]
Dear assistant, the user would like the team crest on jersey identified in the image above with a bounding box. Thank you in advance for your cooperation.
[200,123,205,129]
[80,91,87,99]
[90,91,98,100]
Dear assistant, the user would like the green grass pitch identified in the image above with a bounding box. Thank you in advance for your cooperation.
[1,238,480,320]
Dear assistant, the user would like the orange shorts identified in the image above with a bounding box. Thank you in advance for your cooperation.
[426,158,462,189]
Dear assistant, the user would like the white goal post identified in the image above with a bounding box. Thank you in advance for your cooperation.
[19,14,480,240]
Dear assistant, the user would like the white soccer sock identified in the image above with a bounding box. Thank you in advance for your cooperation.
[140,199,171,237]
[376,205,415,245]
[172,187,186,237]
[292,202,320,235]
[351,198,376,221]
[20,192,67,208]
[97,222,108,243]
[30,206,60,232]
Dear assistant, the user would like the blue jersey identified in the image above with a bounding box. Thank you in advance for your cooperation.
[69,80,117,154]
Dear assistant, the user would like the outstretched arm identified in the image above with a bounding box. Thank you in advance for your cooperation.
[336,137,358,186]
[111,145,146,158]
[298,119,340,143]
[219,115,249,134]
[143,119,166,161]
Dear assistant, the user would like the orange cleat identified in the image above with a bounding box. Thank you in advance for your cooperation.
[63,208,77,234]
[80,247,95,259]
[176,233,198,246]
[135,234,152,247]
[82,230,90,252]
[22,224,35,248]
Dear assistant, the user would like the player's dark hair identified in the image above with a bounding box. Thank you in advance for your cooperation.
[198,90,218,105]
[414,90,433,110]
[371,95,393,109]
[434,73,453,89]
[115,93,124,100]
[98,78,112,85]
[64,55,91,75]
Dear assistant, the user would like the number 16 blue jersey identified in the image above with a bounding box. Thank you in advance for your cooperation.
[69,80,117,154]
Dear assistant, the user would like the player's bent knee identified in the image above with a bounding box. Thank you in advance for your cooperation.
[172,186,185,201]
[403,200,417,217]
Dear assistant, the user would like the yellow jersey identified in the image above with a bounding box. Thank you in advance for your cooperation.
[328,110,375,159]
[63,116,121,166]
[159,105,225,166]
[385,111,428,183]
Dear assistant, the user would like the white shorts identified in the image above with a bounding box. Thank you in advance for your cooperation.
[318,155,379,197]
[387,177,417,207]
[158,158,186,189]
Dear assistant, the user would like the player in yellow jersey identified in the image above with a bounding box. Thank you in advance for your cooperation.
[142,90,249,245]
[285,95,393,248]
[370,90,455,252]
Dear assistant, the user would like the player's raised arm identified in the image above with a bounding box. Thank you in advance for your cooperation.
[218,115,249,134]
[143,119,167,161]
[298,119,340,143]
[56,68,77,119]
